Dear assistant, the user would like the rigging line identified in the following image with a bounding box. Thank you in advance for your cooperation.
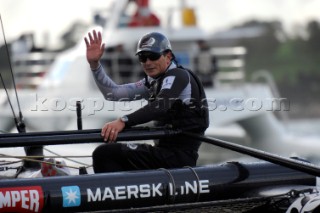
[1,153,86,170]
[11,155,81,170]
[44,147,91,167]
[0,14,23,120]
[0,74,18,122]
[0,160,23,166]
[37,159,80,170]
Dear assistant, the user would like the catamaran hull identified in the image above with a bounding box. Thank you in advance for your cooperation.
[0,161,315,212]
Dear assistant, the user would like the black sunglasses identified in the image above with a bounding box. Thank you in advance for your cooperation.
[138,52,162,63]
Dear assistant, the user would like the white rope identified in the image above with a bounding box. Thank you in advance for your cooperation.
[0,153,91,169]
[44,147,91,167]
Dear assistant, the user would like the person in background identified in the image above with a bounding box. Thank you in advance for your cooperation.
[84,30,209,173]
[194,39,218,87]
[128,0,160,27]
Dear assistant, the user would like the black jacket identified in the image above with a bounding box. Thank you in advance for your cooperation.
[126,66,209,151]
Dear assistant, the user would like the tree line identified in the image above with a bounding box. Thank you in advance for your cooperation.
[232,19,320,86]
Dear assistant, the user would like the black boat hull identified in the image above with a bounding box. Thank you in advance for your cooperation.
[0,161,315,212]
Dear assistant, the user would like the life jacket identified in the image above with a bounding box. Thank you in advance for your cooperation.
[148,66,209,133]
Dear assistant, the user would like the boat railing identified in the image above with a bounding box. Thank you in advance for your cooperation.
[100,52,142,84]
[11,52,57,89]
[211,46,247,85]
[100,46,247,87]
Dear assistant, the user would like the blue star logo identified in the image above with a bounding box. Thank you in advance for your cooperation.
[61,186,81,207]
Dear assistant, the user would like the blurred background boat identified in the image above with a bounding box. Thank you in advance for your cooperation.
[0,0,319,168]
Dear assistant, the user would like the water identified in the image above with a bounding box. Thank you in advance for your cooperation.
[198,118,320,166]
[284,118,320,164]
[286,118,320,137]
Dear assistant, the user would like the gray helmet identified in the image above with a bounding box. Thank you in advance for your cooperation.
[136,32,172,54]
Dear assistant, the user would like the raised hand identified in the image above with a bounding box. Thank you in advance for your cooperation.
[84,30,105,69]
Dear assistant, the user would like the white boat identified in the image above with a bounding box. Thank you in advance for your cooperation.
[0,0,317,163]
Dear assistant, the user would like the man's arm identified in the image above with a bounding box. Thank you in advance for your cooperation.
[85,30,149,101]
[92,65,148,101]
[126,69,189,126]
[84,30,105,70]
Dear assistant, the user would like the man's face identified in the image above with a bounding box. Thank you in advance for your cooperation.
[138,51,172,78]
